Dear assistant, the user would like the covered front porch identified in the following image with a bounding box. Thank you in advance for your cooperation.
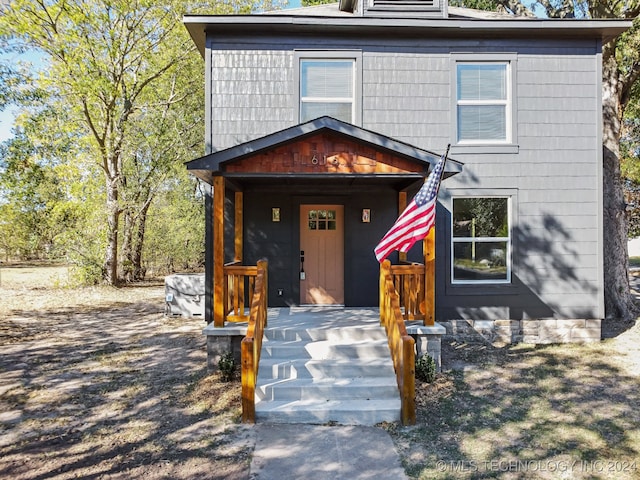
[185,116,462,327]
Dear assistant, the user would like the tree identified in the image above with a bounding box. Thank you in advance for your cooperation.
[117,36,204,281]
[0,105,92,261]
[0,0,199,284]
[0,0,283,285]
[621,105,640,238]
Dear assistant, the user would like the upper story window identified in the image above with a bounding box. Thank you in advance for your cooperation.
[452,197,511,284]
[457,63,509,142]
[300,59,354,123]
[296,51,362,125]
[451,54,518,154]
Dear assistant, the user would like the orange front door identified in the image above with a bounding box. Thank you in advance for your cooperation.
[299,205,344,305]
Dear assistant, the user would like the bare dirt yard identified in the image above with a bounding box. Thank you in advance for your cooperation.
[1,264,252,479]
[1,263,639,479]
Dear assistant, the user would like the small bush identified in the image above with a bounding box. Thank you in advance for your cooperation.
[415,354,436,383]
[218,352,237,382]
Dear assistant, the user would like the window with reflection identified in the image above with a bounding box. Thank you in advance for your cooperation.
[452,197,511,283]
[308,209,337,231]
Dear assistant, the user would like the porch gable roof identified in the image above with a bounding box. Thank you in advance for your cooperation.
[186,116,463,186]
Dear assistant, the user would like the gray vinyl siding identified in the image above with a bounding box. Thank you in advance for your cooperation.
[206,32,604,320]
[439,49,602,320]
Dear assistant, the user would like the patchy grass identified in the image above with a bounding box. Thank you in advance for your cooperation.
[0,262,72,288]
[388,335,640,480]
[629,256,640,268]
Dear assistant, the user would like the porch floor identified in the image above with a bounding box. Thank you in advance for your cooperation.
[267,306,381,329]
[202,307,382,336]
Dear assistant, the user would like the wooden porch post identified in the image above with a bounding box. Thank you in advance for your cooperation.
[398,191,407,263]
[213,176,225,327]
[423,227,435,326]
[235,191,243,262]
[204,183,214,324]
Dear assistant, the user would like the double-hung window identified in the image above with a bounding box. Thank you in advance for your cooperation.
[451,197,511,284]
[297,52,361,124]
[451,54,517,152]
[457,63,509,142]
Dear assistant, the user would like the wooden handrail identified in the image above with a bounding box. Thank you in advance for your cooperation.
[224,262,259,323]
[380,260,416,425]
[389,262,426,322]
[240,259,268,424]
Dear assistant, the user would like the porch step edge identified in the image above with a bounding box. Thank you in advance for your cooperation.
[257,358,396,380]
[256,376,399,401]
[263,326,388,342]
[255,399,401,426]
[261,339,391,360]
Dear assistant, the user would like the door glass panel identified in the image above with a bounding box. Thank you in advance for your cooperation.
[307,209,337,231]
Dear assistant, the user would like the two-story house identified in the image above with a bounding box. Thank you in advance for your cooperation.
[184,1,630,345]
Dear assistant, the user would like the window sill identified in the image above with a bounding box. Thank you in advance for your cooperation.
[450,143,519,155]
[445,282,520,296]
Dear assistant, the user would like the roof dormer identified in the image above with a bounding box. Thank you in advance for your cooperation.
[340,0,448,18]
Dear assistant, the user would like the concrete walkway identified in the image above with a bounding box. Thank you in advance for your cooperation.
[249,423,408,480]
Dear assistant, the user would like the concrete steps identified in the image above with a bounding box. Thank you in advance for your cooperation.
[255,313,400,425]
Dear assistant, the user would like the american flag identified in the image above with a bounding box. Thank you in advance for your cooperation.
[374,153,447,263]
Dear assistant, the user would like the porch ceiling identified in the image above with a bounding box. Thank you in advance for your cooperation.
[186,116,463,189]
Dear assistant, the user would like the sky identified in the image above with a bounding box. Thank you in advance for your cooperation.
[0,0,304,143]
[0,109,15,143]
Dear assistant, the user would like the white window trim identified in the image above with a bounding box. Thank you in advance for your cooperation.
[295,50,362,125]
[450,53,519,154]
[450,194,513,285]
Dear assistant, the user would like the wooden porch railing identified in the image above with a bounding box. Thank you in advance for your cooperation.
[379,259,416,426]
[224,261,261,323]
[389,262,426,322]
[240,259,268,424]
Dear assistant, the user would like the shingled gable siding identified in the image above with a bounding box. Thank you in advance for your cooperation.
[210,48,294,150]
[206,34,604,327]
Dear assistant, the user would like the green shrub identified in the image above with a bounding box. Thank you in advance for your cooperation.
[218,352,236,382]
[415,354,436,383]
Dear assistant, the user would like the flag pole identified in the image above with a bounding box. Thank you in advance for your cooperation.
[423,144,449,327]
[434,143,450,197]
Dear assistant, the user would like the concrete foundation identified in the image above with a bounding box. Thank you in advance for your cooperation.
[406,322,446,372]
[439,318,601,344]
[203,323,247,371]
